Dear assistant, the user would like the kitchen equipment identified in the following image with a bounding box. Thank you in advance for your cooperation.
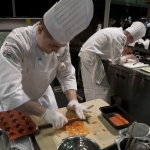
[0,128,10,150]
[57,136,101,150]
[36,116,91,130]
[115,128,130,150]
[125,122,136,150]
[129,142,150,150]
[10,135,35,150]
[100,105,134,129]
[0,110,38,140]
[127,123,150,140]
[86,104,94,109]
[115,137,130,150]
[31,99,119,150]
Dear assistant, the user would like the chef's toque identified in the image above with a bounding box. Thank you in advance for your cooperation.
[125,21,146,41]
[43,0,93,44]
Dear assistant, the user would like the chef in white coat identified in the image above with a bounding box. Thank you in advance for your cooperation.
[0,0,93,129]
[79,21,146,104]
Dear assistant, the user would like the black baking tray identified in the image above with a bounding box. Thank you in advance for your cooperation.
[99,105,134,129]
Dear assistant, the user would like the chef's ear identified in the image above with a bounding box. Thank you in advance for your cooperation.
[37,25,44,35]
[126,34,134,44]
[129,34,134,42]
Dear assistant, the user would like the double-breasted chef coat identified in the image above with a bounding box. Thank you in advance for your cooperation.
[79,27,127,103]
[0,23,77,111]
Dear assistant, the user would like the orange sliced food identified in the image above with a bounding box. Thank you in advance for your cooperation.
[109,116,124,126]
[115,113,129,124]
[57,116,90,136]
[109,113,129,126]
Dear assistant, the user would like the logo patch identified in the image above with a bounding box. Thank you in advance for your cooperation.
[2,43,16,59]
[3,50,13,58]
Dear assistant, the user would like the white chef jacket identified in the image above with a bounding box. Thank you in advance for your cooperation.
[81,27,127,64]
[79,27,127,103]
[0,23,77,111]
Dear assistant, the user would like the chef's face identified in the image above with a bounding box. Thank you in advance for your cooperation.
[126,34,134,45]
[37,25,66,54]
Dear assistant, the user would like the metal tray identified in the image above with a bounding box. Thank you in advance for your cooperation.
[99,105,134,129]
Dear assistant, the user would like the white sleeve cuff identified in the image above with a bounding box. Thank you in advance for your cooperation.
[61,80,77,92]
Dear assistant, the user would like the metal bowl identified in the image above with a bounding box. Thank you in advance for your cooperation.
[57,136,101,150]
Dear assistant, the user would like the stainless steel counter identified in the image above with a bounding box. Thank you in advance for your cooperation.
[102,59,150,126]
[102,59,150,79]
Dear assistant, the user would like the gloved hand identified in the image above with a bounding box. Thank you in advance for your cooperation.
[42,109,68,129]
[120,54,136,63]
[67,100,92,120]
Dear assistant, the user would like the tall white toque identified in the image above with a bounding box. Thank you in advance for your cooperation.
[126,21,146,41]
[44,0,93,44]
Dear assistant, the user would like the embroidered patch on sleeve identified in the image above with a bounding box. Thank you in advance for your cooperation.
[2,43,15,59]
[2,50,12,58]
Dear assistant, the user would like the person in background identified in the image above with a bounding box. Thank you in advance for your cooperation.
[0,0,93,129]
[108,18,114,27]
[123,18,132,30]
[141,18,147,29]
[120,18,125,28]
[79,21,146,104]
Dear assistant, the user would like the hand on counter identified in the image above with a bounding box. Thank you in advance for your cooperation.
[120,54,136,63]
[67,100,93,120]
[42,109,68,129]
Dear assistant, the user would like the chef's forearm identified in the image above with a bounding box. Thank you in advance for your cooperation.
[15,100,46,117]
[65,89,77,101]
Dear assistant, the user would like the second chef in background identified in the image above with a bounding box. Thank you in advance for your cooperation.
[79,21,146,103]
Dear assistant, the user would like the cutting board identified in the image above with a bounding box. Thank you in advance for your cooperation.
[122,62,149,68]
[30,99,119,150]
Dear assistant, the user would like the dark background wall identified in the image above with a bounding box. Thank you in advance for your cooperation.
[110,4,148,21]
[0,0,149,44]
[0,0,57,17]
[0,0,148,25]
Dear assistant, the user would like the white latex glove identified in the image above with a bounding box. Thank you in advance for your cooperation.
[120,54,136,63]
[42,109,68,129]
[67,100,92,120]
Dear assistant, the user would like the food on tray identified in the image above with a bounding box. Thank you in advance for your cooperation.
[56,116,90,136]
[109,116,124,126]
[100,105,134,129]
[115,113,129,124]
[109,113,129,126]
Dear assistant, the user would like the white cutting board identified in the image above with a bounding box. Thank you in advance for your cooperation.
[122,62,149,68]
[31,99,120,150]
